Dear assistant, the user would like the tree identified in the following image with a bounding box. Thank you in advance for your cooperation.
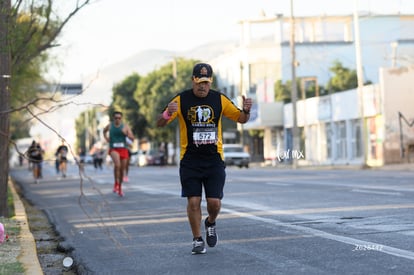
[109,73,147,139]
[274,60,370,105]
[108,58,239,149]
[1,0,92,217]
[75,108,102,154]
[326,60,358,93]
[274,79,291,103]
[0,0,12,217]
[134,58,197,144]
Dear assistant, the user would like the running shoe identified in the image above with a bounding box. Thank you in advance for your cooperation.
[113,182,119,193]
[118,184,124,197]
[205,217,218,247]
[123,176,129,183]
[192,237,206,255]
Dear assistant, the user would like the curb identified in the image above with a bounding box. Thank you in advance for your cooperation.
[8,178,43,275]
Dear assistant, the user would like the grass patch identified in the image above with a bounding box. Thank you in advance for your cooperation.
[0,185,24,274]
[0,262,25,275]
[7,185,15,217]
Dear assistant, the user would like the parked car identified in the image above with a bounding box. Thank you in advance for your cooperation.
[136,150,165,166]
[145,150,165,166]
[223,144,250,168]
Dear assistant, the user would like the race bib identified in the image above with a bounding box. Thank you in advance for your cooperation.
[193,128,217,145]
[113,142,125,148]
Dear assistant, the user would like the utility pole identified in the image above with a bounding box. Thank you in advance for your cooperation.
[0,0,11,217]
[172,57,179,166]
[239,61,244,146]
[290,0,299,168]
[353,0,368,168]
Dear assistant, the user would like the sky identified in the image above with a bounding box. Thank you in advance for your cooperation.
[49,0,414,83]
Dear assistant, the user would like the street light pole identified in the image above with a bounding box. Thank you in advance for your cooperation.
[290,0,299,168]
[172,57,179,166]
[353,0,368,168]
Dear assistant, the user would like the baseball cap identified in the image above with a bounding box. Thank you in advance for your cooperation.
[192,63,213,83]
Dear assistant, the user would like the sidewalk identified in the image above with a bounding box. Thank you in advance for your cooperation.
[8,178,43,275]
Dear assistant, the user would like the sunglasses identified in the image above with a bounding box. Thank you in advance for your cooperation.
[114,116,122,120]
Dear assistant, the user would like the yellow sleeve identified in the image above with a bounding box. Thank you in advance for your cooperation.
[221,95,241,122]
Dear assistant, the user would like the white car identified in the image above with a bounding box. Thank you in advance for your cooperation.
[223,144,250,168]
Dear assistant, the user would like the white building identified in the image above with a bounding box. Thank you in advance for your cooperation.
[285,66,414,167]
[210,13,414,166]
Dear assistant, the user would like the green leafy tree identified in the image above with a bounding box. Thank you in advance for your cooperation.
[274,80,291,103]
[134,58,197,143]
[75,108,101,154]
[274,79,304,103]
[274,60,368,104]
[326,60,358,93]
[1,0,92,217]
[109,73,147,139]
[108,58,243,151]
[8,0,91,138]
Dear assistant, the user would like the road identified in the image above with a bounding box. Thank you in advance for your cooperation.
[10,162,414,275]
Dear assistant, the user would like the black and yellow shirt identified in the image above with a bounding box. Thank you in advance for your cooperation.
[165,89,242,160]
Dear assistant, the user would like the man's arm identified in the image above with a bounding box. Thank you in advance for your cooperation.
[237,95,252,124]
[103,125,110,142]
[237,110,250,123]
[157,101,178,127]
[156,112,169,127]
[124,124,135,141]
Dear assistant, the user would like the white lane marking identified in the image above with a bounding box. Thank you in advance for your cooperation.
[351,188,402,196]
[221,206,414,261]
[134,185,414,261]
[266,182,292,186]
[230,176,414,193]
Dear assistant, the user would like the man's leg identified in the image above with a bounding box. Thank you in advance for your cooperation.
[110,151,121,193]
[187,196,206,254]
[205,198,221,247]
[123,157,129,182]
[62,161,67,177]
[39,162,43,178]
[206,198,221,223]
[187,196,202,238]
[33,163,38,180]
[118,158,128,196]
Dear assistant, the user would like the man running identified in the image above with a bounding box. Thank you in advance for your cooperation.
[156,63,252,254]
[56,140,69,178]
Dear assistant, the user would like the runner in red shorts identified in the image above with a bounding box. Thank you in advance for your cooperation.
[103,111,135,197]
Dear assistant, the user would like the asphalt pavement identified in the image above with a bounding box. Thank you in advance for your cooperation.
[9,161,414,274]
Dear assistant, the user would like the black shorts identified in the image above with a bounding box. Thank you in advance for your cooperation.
[179,154,226,199]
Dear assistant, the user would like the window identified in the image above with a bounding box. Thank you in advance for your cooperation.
[325,123,332,159]
[350,119,362,158]
[335,121,347,159]
[307,124,318,161]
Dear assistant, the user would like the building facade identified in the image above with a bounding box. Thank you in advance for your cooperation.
[210,13,414,166]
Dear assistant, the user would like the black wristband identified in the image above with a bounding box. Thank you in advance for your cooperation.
[243,109,250,115]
